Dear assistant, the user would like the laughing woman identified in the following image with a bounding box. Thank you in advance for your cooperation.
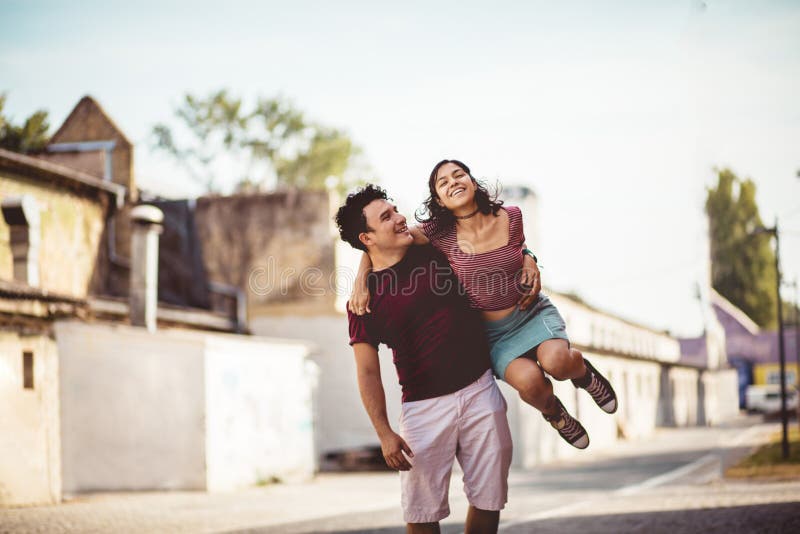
[350,159,617,449]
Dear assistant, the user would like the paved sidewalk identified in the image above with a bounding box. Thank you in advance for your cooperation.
[0,473,403,534]
[1,419,797,534]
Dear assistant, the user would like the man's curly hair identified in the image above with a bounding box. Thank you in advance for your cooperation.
[335,184,390,251]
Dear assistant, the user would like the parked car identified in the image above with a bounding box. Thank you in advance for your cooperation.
[745,384,799,414]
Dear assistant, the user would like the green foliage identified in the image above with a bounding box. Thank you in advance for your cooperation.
[0,93,51,153]
[274,127,362,194]
[152,89,368,194]
[705,168,777,328]
[783,299,800,325]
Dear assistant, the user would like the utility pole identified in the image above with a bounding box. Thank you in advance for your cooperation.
[788,278,800,433]
[752,221,789,459]
[796,278,800,433]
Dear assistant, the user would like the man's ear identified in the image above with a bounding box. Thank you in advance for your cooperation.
[358,232,372,248]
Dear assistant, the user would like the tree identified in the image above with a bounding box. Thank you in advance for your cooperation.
[152,90,368,194]
[0,93,51,153]
[706,168,777,328]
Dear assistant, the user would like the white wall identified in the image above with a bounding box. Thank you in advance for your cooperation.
[54,321,317,494]
[669,366,702,427]
[0,332,61,506]
[702,368,740,426]
[250,315,403,455]
[56,322,208,493]
[203,334,316,490]
[608,357,662,439]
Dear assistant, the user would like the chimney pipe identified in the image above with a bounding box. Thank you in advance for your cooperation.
[1,195,41,287]
[129,205,163,332]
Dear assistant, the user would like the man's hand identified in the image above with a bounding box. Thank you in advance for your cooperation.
[379,431,414,471]
[348,279,371,316]
[517,254,541,310]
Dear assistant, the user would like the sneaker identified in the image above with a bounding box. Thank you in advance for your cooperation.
[573,359,618,414]
[543,397,590,449]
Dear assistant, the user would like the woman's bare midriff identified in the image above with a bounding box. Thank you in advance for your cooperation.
[482,305,517,322]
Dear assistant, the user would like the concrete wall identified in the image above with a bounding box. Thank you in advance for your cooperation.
[0,171,107,297]
[194,191,336,314]
[0,332,61,506]
[56,322,207,493]
[250,315,402,455]
[203,334,317,490]
[702,368,740,426]
[54,321,317,494]
[668,366,702,427]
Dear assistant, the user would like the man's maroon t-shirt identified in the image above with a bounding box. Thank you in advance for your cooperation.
[348,245,491,402]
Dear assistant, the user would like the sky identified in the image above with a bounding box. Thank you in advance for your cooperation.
[2,0,799,337]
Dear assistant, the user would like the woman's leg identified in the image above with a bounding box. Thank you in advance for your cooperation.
[503,355,558,415]
[537,339,619,414]
[503,353,590,449]
[535,339,587,381]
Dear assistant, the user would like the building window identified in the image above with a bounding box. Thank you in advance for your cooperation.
[766,370,797,386]
[23,351,34,389]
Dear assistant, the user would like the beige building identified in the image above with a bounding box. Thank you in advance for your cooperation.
[0,97,317,507]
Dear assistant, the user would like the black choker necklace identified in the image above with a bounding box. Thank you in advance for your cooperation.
[455,207,480,220]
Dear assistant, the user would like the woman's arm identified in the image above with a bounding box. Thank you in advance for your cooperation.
[410,225,430,245]
[349,226,429,315]
[349,252,373,315]
[517,243,541,310]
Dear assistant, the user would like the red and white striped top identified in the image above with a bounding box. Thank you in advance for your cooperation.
[420,206,526,311]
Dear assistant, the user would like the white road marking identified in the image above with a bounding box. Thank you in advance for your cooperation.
[614,453,719,497]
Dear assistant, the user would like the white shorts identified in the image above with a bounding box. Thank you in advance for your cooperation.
[399,369,513,523]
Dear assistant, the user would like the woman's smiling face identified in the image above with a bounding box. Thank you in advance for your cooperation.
[434,162,477,211]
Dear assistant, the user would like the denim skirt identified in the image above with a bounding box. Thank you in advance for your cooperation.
[484,295,569,380]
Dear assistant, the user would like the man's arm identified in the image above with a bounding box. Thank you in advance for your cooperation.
[352,342,414,470]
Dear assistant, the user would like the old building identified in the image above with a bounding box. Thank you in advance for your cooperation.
[680,288,799,410]
[0,97,317,507]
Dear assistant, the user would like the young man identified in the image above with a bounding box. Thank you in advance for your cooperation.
[335,184,513,534]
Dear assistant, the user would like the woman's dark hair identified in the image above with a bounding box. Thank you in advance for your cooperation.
[335,183,390,251]
[416,159,503,230]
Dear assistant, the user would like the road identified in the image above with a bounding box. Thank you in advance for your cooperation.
[2,418,798,533]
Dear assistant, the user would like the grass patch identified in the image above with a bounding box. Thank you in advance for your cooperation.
[255,475,282,487]
[726,426,800,480]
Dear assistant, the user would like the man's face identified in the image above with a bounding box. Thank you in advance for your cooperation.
[360,199,413,251]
